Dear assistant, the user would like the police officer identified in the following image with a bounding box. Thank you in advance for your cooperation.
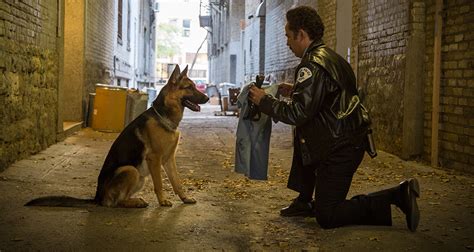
[249,6,420,231]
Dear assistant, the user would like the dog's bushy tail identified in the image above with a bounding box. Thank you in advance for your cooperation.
[25,196,96,207]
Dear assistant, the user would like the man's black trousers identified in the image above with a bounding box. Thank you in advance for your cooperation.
[288,140,393,229]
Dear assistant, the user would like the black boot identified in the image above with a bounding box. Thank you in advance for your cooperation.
[397,178,420,232]
[280,198,313,217]
[367,178,420,231]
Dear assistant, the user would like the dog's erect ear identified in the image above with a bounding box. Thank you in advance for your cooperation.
[169,64,181,84]
[180,65,189,78]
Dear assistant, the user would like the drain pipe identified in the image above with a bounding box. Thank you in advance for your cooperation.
[431,0,443,167]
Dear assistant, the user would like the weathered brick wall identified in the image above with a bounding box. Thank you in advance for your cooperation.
[243,0,261,82]
[264,0,317,84]
[317,0,337,49]
[357,0,409,155]
[230,0,244,42]
[264,0,298,83]
[351,0,360,75]
[84,0,115,115]
[424,0,474,172]
[230,0,245,86]
[0,0,59,170]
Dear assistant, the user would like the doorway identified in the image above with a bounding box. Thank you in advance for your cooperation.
[58,0,85,136]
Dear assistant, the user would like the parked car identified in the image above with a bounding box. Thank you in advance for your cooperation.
[196,82,207,93]
[194,80,207,93]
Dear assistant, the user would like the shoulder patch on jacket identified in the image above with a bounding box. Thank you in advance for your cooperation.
[296,67,312,83]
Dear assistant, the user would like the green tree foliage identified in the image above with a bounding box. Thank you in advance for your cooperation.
[156,23,181,58]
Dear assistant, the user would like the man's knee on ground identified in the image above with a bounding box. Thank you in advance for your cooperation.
[314,208,337,229]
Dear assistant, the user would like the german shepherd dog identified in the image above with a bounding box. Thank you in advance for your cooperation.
[26,65,209,208]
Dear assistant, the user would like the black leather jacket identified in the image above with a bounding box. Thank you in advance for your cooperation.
[259,41,368,165]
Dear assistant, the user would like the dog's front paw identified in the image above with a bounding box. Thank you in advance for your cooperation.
[159,199,173,207]
[136,198,149,208]
[182,197,196,204]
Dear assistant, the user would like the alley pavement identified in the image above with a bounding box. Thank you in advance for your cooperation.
[0,104,473,251]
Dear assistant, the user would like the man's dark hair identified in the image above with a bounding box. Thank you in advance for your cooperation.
[286,6,324,41]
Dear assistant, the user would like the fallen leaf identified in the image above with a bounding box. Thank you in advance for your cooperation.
[369,237,379,242]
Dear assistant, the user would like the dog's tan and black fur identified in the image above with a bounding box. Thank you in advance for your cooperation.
[26,65,209,208]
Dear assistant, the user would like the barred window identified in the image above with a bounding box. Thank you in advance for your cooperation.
[117,0,123,43]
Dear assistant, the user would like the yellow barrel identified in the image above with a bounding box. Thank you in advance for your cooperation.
[92,84,127,132]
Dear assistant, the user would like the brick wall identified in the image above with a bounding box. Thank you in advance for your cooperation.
[230,0,244,42]
[84,0,115,111]
[424,0,474,172]
[351,0,360,74]
[356,0,409,155]
[264,0,317,84]
[230,1,245,86]
[0,0,59,170]
[318,0,337,50]
[243,0,261,82]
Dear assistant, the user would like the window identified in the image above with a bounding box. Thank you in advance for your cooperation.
[189,70,207,78]
[117,0,123,43]
[183,19,190,37]
[144,27,147,71]
[183,19,191,28]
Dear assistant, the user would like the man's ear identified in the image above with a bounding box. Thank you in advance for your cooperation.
[296,29,304,41]
[180,65,189,78]
[298,29,309,41]
[168,64,181,85]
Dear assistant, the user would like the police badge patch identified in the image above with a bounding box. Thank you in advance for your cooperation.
[296,67,312,83]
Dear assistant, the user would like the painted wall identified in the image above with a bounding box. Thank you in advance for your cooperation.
[63,0,85,122]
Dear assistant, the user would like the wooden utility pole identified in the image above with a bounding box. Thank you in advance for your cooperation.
[431,0,443,167]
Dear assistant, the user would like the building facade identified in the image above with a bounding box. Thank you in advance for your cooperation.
[205,0,244,86]
[113,0,157,89]
[155,0,209,85]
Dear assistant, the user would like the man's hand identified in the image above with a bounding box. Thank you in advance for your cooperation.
[249,85,266,105]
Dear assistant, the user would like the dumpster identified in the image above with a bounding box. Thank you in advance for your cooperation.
[125,90,148,126]
[92,84,127,132]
